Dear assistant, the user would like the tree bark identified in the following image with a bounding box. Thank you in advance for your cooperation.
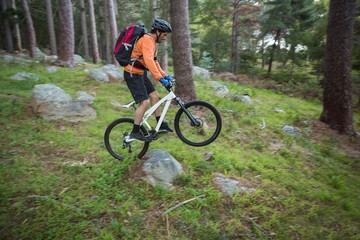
[11,0,22,51]
[80,0,89,59]
[268,29,280,74]
[46,0,57,55]
[159,1,169,72]
[21,0,36,58]
[57,0,74,67]
[170,0,196,102]
[230,0,241,74]
[106,0,118,64]
[88,0,100,63]
[320,0,356,135]
[3,0,14,53]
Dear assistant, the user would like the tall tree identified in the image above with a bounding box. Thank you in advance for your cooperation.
[170,0,196,102]
[45,0,57,55]
[106,0,118,64]
[21,0,36,58]
[80,0,89,59]
[2,0,14,53]
[57,0,74,67]
[320,0,357,134]
[230,0,241,74]
[88,0,100,63]
[262,0,320,73]
[10,0,22,51]
[159,0,169,72]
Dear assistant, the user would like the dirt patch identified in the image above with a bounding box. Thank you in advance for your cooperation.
[309,120,360,158]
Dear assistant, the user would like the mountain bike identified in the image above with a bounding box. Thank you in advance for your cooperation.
[104,80,222,161]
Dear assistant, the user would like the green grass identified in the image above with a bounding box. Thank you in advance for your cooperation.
[0,59,359,239]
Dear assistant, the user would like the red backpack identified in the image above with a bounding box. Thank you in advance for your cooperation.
[114,24,147,68]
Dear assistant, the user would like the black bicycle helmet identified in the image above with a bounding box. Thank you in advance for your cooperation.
[152,19,172,33]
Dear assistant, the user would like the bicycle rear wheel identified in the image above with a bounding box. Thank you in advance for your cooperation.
[104,118,149,161]
[174,100,222,146]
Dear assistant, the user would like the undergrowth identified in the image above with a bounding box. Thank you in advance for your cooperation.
[0,59,359,240]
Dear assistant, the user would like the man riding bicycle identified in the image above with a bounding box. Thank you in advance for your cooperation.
[124,19,173,142]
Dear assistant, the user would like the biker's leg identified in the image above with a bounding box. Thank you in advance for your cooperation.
[145,76,173,132]
[149,91,161,118]
[124,72,150,141]
[134,99,150,125]
[149,90,173,132]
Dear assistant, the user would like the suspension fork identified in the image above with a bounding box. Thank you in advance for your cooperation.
[174,97,201,127]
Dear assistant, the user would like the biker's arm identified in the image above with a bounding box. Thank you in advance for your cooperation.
[142,37,165,81]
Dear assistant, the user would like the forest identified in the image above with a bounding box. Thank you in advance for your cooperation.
[0,0,360,239]
[1,0,360,132]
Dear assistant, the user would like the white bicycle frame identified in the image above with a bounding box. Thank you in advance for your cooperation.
[140,90,176,132]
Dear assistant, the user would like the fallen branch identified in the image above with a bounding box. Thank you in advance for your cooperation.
[162,194,206,216]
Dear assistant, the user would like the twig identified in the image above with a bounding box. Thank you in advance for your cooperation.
[162,194,206,216]
[165,214,170,238]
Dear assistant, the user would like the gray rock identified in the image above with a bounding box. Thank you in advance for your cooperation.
[73,54,85,65]
[35,47,46,59]
[89,68,109,82]
[213,173,256,196]
[209,81,229,97]
[31,84,96,122]
[45,66,58,73]
[193,66,211,80]
[282,125,302,136]
[44,55,58,63]
[274,108,285,113]
[102,64,124,81]
[89,64,124,82]
[2,55,38,64]
[10,72,39,81]
[76,91,95,103]
[240,94,252,105]
[142,149,183,189]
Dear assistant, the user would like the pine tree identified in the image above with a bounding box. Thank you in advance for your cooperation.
[320,0,357,134]
[170,0,196,102]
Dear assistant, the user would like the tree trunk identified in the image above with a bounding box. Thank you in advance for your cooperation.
[106,0,118,64]
[99,1,109,62]
[230,0,241,74]
[57,0,74,67]
[88,0,100,63]
[11,0,22,51]
[268,29,280,74]
[45,0,57,55]
[159,0,169,72]
[320,0,356,135]
[3,0,14,53]
[151,0,157,18]
[80,0,89,59]
[22,0,36,58]
[170,0,196,102]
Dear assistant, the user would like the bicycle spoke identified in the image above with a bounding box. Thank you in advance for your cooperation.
[104,118,149,161]
[175,101,221,146]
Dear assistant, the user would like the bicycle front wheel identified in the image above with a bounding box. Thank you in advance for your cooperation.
[174,100,222,146]
[104,118,149,161]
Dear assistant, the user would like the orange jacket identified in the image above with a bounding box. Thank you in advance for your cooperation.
[124,34,166,81]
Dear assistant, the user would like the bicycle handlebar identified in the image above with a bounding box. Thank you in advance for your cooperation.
[164,77,175,92]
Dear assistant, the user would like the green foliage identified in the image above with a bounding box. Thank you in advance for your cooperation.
[238,49,258,74]
[199,51,213,71]
[0,57,359,239]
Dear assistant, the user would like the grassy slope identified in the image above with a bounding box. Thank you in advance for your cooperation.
[0,59,359,239]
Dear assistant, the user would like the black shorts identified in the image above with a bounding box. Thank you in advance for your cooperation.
[124,71,156,103]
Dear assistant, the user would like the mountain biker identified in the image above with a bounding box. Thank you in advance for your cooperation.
[124,19,173,141]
